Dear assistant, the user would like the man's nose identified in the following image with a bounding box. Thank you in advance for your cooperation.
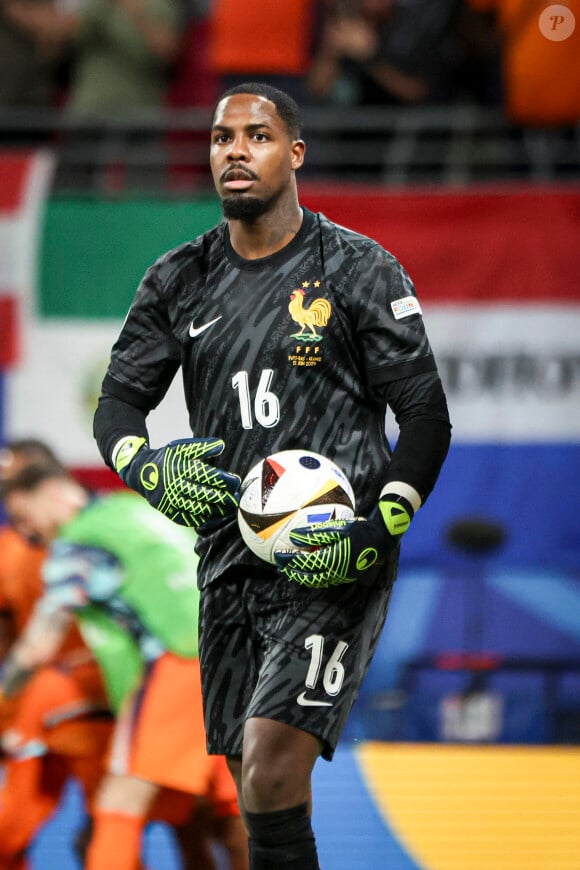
[227,134,250,160]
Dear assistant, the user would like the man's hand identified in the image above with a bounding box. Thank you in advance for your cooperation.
[275,494,414,588]
[114,436,240,529]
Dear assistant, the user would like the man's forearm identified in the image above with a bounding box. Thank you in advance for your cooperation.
[93,390,150,470]
[1,604,72,697]
[381,370,452,502]
[386,417,451,503]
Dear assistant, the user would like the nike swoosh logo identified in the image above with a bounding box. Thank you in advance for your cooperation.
[189,316,222,338]
[297,692,333,708]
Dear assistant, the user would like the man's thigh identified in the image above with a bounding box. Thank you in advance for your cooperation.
[200,567,395,759]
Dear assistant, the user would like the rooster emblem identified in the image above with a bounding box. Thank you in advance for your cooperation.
[288,289,332,341]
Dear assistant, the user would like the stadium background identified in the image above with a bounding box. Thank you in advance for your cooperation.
[1,147,580,865]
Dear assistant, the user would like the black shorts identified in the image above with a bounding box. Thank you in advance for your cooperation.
[199,559,397,761]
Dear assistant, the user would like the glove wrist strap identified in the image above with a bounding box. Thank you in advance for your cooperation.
[378,493,415,536]
[112,436,147,476]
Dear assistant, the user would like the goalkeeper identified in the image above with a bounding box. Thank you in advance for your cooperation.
[92,82,451,870]
[0,461,248,870]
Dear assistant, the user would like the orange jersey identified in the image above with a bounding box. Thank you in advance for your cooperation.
[3,661,110,755]
[0,526,44,635]
[208,0,313,75]
[0,525,88,661]
[469,0,580,125]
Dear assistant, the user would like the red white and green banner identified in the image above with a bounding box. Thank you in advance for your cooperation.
[3,184,580,566]
[6,186,580,454]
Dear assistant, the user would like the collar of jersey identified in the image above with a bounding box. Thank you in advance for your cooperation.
[223,207,315,269]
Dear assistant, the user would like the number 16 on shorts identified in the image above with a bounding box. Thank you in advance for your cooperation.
[297,634,349,707]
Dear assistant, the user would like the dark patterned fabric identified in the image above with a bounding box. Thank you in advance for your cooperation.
[199,562,397,760]
[103,208,437,587]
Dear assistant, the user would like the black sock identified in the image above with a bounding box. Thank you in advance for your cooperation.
[245,802,320,870]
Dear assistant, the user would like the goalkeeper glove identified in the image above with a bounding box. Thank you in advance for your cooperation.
[275,493,414,588]
[113,436,240,529]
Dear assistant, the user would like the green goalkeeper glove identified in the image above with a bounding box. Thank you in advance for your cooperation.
[114,436,240,530]
[275,494,414,588]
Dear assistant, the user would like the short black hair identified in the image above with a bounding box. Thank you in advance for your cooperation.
[213,82,302,140]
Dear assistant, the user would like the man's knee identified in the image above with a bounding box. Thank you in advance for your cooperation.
[240,721,319,812]
[242,755,310,812]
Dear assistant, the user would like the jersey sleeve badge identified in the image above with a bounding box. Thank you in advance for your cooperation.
[390,296,422,320]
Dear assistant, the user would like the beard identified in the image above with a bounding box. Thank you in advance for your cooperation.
[221,189,281,221]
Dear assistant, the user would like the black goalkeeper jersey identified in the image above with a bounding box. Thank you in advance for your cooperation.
[102,208,438,586]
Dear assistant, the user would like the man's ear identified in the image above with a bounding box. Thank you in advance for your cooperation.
[291,139,306,170]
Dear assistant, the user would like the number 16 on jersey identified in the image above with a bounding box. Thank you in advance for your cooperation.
[232,369,280,430]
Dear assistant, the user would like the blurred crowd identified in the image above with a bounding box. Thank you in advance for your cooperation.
[0,0,578,128]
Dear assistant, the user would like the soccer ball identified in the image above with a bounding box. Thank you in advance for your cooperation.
[237,449,355,564]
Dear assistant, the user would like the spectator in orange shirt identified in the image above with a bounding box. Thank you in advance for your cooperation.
[468,0,580,125]
[207,0,314,103]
